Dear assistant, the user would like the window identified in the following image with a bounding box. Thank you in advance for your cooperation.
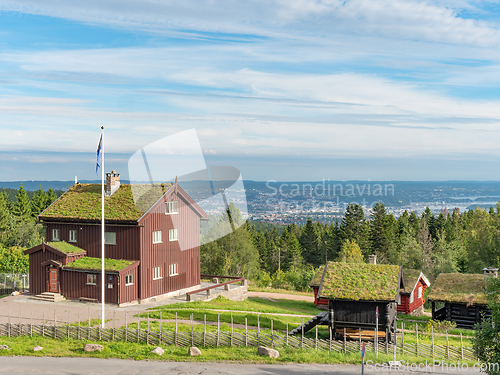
[169,228,178,241]
[69,230,77,243]
[165,201,178,214]
[153,266,163,280]
[152,230,162,244]
[105,232,116,245]
[169,263,179,276]
[410,290,414,304]
[52,229,60,241]
[418,286,423,299]
[125,274,133,286]
[86,274,96,285]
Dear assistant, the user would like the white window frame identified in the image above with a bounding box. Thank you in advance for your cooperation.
[418,286,423,299]
[125,274,133,286]
[152,230,163,244]
[69,230,77,243]
[86,274,96,285]
[169,228,178,242]
[169,263,179,276]
[52,229,60,241]
[153,266,163,280]
[165,201,179,215]
[105,232,116,245]
[410,290,414,304]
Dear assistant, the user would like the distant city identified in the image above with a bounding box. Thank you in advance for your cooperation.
[2,179,500,226]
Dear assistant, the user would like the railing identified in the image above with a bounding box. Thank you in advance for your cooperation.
[186,274,246,301]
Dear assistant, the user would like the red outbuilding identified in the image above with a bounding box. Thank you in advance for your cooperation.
[24,171,206,306]
[397,269,430,316]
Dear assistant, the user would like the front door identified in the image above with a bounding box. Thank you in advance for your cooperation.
[49,268,58,292]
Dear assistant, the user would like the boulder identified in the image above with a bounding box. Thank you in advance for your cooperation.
[188,346,202,356]
[33,346,43,352]
[257,346,279,358]
[0,345,11,350]
[84,343,104,352]
[151,347,164,355]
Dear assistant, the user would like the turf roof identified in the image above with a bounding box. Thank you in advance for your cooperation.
[319,262,401,301]
[428,273,488,305]
[401,269,423,293]
[39,183,172,222]
[309,265,325,287]
[47,241,85,254]
[64,257,135,272]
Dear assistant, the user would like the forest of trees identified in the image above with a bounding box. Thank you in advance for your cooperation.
[200,202,500,291]
[0,184,60,273]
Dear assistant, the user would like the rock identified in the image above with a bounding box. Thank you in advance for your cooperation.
[151,347,164,355]
[257,346,279,358]
[0,345,11,350]
[33,346,43,352]
[84,343,104,352]
[188,346,202,356]
[10,291,20,296]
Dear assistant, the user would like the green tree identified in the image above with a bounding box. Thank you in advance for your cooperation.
[336,239,364,263]
[370,202,395,263]
[30,185,48,217]
[0,246,29,274]
[340,203,371,256]
[13,183,31,219]
[46,188,58,209]
[0,192,10,237]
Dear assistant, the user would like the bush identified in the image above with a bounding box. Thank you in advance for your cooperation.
[424,319,456,333]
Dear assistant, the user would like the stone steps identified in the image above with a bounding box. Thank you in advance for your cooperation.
[30,292,65,303]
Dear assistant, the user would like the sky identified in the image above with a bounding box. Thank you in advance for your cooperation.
[1,1,500,182]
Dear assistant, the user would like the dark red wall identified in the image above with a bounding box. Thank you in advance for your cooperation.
[60,270,118,304]
[119,265,139,304]
[139,188,201,300]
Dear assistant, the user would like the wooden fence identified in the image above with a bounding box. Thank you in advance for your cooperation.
[0,317,476,361]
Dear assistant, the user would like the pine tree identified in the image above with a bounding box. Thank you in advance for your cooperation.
[13,183,31,219]
[336,239,364,263]
[0,192,11,240]
[30,185,48,217]
[46,188,58,209]
[340,204,370,257]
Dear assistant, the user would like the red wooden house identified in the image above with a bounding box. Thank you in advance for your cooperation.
[397,269,430,316]
[24,171,206,306]
[309,264,327,309]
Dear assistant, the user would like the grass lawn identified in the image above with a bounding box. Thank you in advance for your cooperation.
[248,286,313,296]
[0,335,472,365]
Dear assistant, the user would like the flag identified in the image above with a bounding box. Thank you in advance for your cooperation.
[96,134,102,174]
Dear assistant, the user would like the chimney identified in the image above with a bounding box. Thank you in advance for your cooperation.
[483,267,498,279]
[106,170,120,197]
[368,254,377,265]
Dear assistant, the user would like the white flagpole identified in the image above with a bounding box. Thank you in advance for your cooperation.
[101,126,105,328]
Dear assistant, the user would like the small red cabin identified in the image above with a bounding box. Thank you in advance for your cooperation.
[398,269,430,316]
[310,265,328,308]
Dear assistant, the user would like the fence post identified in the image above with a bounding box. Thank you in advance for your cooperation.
[42,311,45,338]
[19,308,22,337]
[315,325,318,350]
[231,312,233,347]
[204,314,207,348]
[147,311,150,346]
[431,325,434,361]
[87,308,90,341]
[191,314,194,347]
[460,333,464,361]
[416,323,419,357]
[271,319,274,348]
[385,327,388,354]
[446,331,449,360]
[67,310,70,339]
[113,310,115,342]
[301,318,304,349]
[54,308,56,339]
[159,311,162,344]
[245,318,248,347]
[329,325,332,352]
[78,314,80,341]
[30,310,33,338]
[175,312,177,346]
[125,311,128,343]
[137,314,140,343]
[8,310,10,337]
[286,322,289,347]
[401,322,404,355]
[217,313,220,348]
[343,328,346,352]
[99,316,101,341]
[258,313,260,346]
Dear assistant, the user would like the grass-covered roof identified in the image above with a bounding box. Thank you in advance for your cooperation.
[401,269,423,293]
[64,257,136,272]
[319,262,401,301]
[47,241,85,254]
[428,273,488,305]
[39,183,172,222]
[309,265,325,287]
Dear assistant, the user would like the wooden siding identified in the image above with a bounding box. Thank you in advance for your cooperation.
[119,263,140,304]
[60,269,118,304]
[329,300,397,330]
[397,278,428,314]
[27,247,85,296]
[139,188,201,300]
[44,222,140,261]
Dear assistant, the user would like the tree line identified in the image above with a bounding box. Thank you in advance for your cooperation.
[200,202,500,291]
[0,184,61,274]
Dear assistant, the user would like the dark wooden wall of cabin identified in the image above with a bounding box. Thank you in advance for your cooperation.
[329,300,397,330]
[44,222,141,261]
[139,189,201,300]
[433,302,491,329]
[60,270,118,304]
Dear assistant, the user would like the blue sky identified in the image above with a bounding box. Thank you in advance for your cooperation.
[1,1,500,182]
